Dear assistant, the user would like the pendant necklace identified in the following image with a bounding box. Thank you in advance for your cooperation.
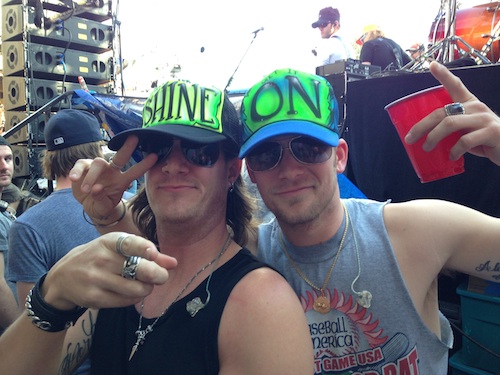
[128,232,232,361]
[279,204,349,314]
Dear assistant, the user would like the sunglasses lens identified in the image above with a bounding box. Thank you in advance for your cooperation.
[140,138,174,162]
[246,142,282,171]
[290,137,332,164]
[182,141,220,167]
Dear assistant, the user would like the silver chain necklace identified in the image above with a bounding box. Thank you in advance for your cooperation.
[128,232,232,361]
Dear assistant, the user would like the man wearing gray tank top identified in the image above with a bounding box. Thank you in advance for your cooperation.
[239,63,500,374]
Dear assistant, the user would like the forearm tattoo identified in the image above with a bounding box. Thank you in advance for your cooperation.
[58,310,95,375]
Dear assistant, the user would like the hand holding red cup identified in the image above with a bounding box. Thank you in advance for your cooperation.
[385,85,465,183]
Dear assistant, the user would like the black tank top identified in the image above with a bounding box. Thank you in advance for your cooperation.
[90,249,267,374]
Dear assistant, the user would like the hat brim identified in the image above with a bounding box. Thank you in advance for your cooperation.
[239,120,339,158]
[108,125,227,151]
[312,18,330,28]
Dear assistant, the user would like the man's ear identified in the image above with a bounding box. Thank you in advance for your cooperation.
[335,139,348,174]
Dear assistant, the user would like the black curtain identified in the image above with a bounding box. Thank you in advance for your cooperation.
[340,64,500,217]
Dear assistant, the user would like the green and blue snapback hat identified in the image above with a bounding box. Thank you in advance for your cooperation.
[239,68,339,158]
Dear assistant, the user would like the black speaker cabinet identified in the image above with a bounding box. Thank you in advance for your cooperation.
[3,41,113,84]
[3,111,47,144]
[2,4,112,53]
[3,76,113,111]
[11,145,44,178]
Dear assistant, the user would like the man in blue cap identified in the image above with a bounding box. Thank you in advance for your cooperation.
[238,64,500,373]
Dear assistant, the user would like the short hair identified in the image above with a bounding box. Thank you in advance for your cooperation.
[129,149,258,247]
[41,140,105,180]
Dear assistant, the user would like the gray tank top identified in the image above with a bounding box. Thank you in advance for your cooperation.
[258,198,452,374]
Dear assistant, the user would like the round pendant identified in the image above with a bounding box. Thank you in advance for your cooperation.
[313,295,331,314]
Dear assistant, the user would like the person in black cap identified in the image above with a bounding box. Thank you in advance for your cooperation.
[0,136,17,334]
[0,80,313,374]
[311,6,354,65]
[6,109,104,374]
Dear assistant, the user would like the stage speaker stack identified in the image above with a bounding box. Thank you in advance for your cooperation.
[1,0,115,178]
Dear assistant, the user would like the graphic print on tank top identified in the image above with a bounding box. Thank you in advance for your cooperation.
[303,288,420,374]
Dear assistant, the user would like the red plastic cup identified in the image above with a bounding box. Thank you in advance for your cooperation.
[384,85,465,183]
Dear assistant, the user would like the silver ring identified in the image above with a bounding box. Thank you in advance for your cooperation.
[444,102,465,116]
[116,234,134,257]
[122,256,142,280]
[109,156,124,170]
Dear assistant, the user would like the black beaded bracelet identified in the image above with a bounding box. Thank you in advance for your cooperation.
[25,274,87,332]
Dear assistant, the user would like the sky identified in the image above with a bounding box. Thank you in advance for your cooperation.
[116,0,487,95]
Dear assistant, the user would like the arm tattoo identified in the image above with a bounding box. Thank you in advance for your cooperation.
[475,260,500,280]
[58,310,95,375]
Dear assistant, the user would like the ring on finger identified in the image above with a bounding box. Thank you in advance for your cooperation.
[444,102,465,116]
[122,256,142,280]
[109,156,124,170]
[116,234,134,257]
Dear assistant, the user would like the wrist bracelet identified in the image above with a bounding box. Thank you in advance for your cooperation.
[82,199,127,228]
[25,274,87,332]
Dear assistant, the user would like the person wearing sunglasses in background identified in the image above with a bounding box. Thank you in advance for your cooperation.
[311,6,355,66]
[0,80,313,374]
[239,63,500,374]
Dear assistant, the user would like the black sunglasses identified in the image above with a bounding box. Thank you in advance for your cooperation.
[140,138,220,167]
[318,22,330,28]
[246,136,333,172]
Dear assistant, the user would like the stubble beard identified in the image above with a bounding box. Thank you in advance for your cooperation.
[0,176,12,190]
[271,196,328,227]
[154,186,227,229]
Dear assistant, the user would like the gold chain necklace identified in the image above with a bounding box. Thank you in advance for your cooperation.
[279,204,349,314]
[129,232,232,361]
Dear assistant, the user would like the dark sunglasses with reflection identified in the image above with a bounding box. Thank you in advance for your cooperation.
[246,136,333,172]
[139,137,226,167]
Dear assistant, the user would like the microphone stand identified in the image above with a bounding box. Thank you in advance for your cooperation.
[224,29,263,91]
